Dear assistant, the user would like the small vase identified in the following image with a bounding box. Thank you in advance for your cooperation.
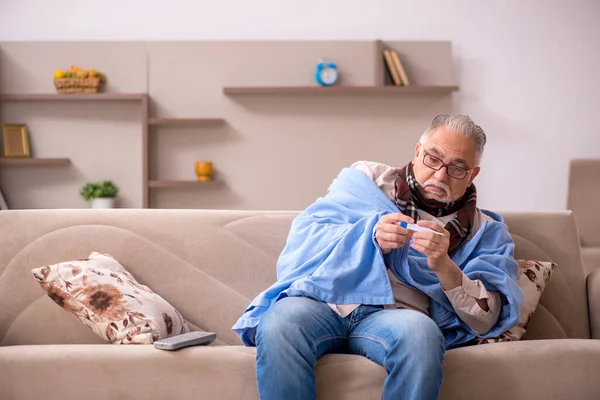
[91,198,115,209]
[195,161,213,182]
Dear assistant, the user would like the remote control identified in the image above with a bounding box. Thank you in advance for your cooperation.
[154,331,217,351]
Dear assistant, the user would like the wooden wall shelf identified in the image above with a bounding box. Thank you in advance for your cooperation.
[0,40,456,210]
[0,158,71,166]
[223,85,459,95]
[149,118,225,126]
[148,180,223,188]
[0,93,225,206]
[0,93,148,102]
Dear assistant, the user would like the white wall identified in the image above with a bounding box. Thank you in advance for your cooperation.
[1,0,599,212]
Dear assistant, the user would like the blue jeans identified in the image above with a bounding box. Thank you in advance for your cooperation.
[255,296,445,400]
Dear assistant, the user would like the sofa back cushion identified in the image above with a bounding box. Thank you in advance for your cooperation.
[0,209,590,346]
[567,158,600,247]
[502,211,589,340]
[0,210,294,346]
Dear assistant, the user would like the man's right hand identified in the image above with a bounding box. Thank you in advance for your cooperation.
[375,213,415,254]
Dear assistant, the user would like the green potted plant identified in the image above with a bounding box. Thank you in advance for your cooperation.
[79,180,119,209]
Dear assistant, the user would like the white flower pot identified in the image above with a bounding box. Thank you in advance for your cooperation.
[91,198,116,209]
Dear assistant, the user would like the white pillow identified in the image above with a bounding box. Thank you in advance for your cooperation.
[31,251,189,344]
[477,259,556,344]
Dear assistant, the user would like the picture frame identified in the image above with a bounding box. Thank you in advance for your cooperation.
[2,124,31,158]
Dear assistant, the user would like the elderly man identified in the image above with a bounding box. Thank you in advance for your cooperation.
[233,114,523,400]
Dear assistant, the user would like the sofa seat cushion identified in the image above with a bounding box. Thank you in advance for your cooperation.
[0,344,386,400]
[440,339,600,400]
[0,345,261,400]
[2,340,600,400]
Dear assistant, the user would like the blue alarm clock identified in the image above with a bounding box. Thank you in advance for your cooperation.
[315,61,338,86]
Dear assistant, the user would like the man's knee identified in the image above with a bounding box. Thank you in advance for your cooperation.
[256,296,321,346]
[385,310,445,355]
[403,311,444,345]
[366,310,445,374]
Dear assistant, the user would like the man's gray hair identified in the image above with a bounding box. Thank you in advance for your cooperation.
[419,114,487,166]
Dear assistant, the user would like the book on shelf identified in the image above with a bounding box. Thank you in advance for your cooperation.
[383,50,402,86]
[382,48,411,87]
[0,187,8,210]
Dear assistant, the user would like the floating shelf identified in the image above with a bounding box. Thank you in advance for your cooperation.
[0,93,148,102]
[222,85,459,95]
[148,118,225,126]
[148,180,223,188]
[0,157,71,166]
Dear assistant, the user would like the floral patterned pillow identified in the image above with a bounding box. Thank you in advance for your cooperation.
[477,259,556,344]
[31,251,189,344]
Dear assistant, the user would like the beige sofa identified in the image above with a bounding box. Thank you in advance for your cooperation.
[1,209,599,400]
[567,158,600,277]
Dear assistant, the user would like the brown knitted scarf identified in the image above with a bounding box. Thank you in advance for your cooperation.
[393,162,477,256]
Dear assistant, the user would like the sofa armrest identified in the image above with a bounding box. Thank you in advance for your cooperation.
[587,268,600,339]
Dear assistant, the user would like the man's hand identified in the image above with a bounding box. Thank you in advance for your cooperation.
[411,220,463,291]
[410,220,452,271]
[375,213,415,254]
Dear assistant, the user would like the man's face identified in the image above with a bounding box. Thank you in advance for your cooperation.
[412,125,480,202]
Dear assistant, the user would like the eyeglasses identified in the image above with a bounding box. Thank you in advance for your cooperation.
[422,151,473,180]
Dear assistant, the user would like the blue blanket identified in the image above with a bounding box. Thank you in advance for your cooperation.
[232,167,523,349]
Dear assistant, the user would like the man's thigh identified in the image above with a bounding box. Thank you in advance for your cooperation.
[347,308,444,366]
[257,296,349,357]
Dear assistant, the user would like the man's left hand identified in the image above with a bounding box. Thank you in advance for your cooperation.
[410,220,452,271]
